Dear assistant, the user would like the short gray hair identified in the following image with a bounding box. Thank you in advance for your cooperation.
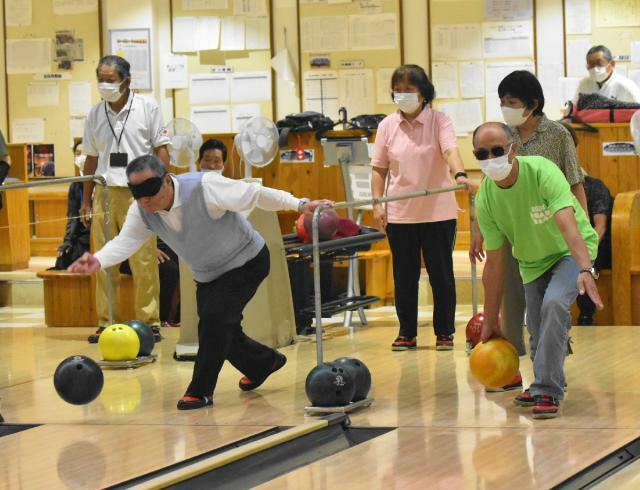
[126,155,167,179]
[587,45,613,62]
[472,122,514,146]
[97,55,131,80]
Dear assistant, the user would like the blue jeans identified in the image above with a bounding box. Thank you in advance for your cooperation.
[523,256,579,400]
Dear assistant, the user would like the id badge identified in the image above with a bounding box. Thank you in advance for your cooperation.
[109,152,128,167]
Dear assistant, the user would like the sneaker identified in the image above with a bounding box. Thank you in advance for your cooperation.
[391,336,417,351]
[486,372,523,392]
[435,335,454,351]
[239,351,287,391]
[513,388,535,407]
[577,315,593,326]
[87,326,106,343]
[532,395,560,419]
[177,395,213,410]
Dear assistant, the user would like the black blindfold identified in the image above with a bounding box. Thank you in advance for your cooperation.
[128,176,164,199]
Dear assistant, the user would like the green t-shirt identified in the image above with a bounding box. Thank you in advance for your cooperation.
[476,155,598,284]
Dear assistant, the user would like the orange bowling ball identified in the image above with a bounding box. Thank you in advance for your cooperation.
[469,338,519,388]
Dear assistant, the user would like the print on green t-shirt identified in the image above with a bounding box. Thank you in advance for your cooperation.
[476,155,599,284]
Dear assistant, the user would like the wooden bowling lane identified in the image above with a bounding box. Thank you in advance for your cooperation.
[258,428,640,490]
[0,424,274,490]
[3,322,640,431]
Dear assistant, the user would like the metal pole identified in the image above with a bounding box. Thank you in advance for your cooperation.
[311,205,324,365]
[101,186,114,326]
[309,183,468,366]
[0,174,106,191]
[469,193,478,315]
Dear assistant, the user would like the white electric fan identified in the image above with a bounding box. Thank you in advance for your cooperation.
[233,116,279,178]
[166,118,203,171]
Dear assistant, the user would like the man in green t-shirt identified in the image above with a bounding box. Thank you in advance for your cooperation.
[473,122,602,419]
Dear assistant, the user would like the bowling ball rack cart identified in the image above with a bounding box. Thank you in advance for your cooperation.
[283,226,386,322]
[301,185,468,415]
[97,354,158,369]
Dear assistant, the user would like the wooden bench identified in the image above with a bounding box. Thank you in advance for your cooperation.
[570,190,640,326]
[611,191,640,325]
[37,270,134,327]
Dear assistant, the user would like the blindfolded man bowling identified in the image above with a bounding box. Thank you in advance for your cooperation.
[69,154,331,410]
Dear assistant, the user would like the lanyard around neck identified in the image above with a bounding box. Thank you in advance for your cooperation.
[104,92,134,152]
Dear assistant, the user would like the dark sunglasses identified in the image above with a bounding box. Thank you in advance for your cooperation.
[473,144,511,161]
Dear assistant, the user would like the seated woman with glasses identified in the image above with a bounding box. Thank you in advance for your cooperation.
[469,70,587,392]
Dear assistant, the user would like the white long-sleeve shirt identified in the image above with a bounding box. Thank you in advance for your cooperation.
[94,173,301,269]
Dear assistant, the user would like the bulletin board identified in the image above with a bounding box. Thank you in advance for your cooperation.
[563,0,640,96]
[170,0,274,137]
[4,0,102,177]
[297,0,403,121]
[428,0,536,161]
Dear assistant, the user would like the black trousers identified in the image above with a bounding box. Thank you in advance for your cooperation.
[386,220,457,338]
[186,245,277,397]
[158,241,180,323]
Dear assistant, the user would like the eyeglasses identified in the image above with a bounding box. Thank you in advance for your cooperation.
[473,144,512,161]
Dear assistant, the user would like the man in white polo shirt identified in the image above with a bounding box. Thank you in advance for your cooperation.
[81,55,170,342]
[573,45,640,104]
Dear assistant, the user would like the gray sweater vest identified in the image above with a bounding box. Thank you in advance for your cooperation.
[138,172,265,283]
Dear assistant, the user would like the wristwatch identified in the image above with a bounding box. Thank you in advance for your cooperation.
[297,198,310,213]
[579,267,599,280]
[454,171,468,180]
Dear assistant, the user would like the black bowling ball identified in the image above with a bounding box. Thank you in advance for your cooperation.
[334,357,372,401]
[125,320,155,357]
[53,355,104,405]
[305,362,355,407]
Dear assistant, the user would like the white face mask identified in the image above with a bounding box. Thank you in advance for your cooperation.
[201,167,223,174]
[501,106,529,127]
[589,66,609,83]
[74,155,86,175]
[393,92,421,114]
[478,145,513,181]
[98,81,124,103]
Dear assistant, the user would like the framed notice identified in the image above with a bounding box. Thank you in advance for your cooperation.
[109,28,152,90]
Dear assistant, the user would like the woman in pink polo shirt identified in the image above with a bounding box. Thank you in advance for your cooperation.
[371,64,474,351]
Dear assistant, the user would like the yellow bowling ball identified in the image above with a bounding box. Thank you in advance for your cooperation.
[98,324,140,361]
[469,338,519,388]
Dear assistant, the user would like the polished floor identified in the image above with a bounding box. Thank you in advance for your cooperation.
[1,304,639,488]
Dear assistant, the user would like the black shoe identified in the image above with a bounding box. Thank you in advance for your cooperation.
[577,316,593,326]
[239,352,287,391]
[87,326,106,343]
[177,395,213,410]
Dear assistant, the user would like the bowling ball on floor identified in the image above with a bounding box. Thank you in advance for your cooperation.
[469,338,519,388]
[305,362,355,407]
[53,355,104,405]
[333,357,371,401]
[98,324,140,361]
[124,320,155,357]
[466,312,485,351]
[295,214,311,243]
[303,209,340,241]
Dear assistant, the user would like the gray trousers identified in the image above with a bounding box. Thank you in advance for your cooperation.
[523,256,579,400]
[501,241,527,355]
